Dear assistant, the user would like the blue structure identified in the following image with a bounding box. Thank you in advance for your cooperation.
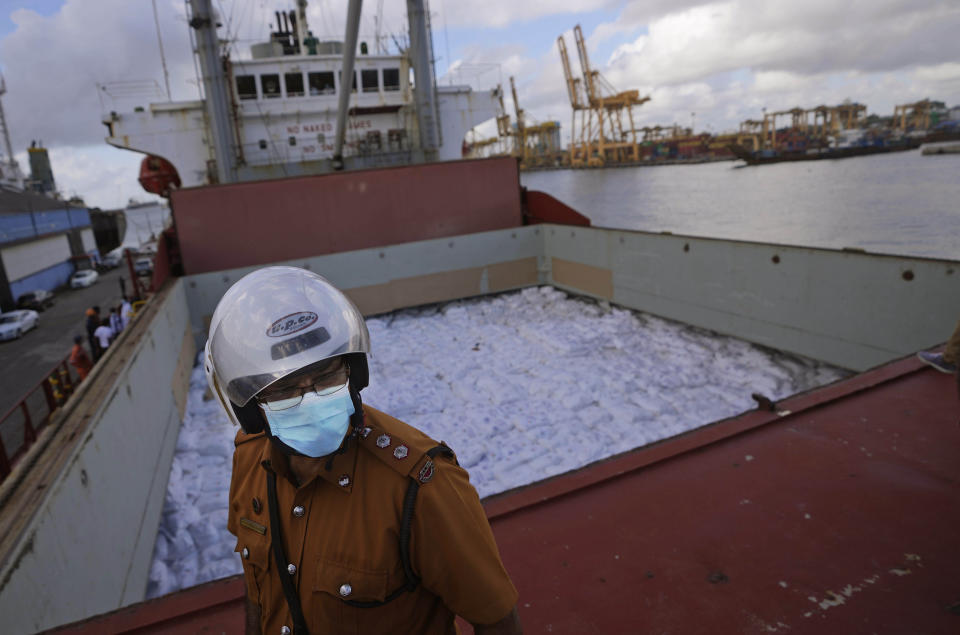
[0,189,98,311]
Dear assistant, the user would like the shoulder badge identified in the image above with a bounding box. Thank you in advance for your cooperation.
[417,459,435,483]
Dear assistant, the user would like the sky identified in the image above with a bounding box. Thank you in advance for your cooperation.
[0,0,957,210]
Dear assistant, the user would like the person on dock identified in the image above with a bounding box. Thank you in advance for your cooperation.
[120,296,134,329]
[208,267,522,635]
[85,306,101,362]
[69,334,93,381]
[93,318,113,355]
[109,306,124,337]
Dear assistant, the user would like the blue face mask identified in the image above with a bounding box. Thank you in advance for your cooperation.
[260,385,355,458]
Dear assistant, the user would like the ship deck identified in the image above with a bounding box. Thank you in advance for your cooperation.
[49,354,960,635]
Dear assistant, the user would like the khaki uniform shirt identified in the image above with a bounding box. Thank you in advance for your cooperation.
[227,405,518,634]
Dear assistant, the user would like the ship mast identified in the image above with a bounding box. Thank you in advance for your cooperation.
[295,0,309,55]
[188,0,238,184]
[333,0,364,168]
[407,0,440,161]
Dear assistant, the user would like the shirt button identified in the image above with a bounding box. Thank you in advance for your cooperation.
[287,563,297,575]
[293,505,305,517]
[339,583,353,597]
[281,627,291,635]
[242,547,249,559]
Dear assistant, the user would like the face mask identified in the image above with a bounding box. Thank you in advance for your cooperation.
[260,384,355,458]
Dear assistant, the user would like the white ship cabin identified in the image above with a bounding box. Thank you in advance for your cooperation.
[230,43,416,166]
[102,8,498,189]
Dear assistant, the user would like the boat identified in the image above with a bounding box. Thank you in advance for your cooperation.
[2,156,958,632]
[102,0,499,191]
[728,136,921,165]
[2,2,959,632]
[922,143,960,155]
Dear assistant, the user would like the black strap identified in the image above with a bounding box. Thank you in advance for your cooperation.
[266,468,310,635]
[264,444,456,614]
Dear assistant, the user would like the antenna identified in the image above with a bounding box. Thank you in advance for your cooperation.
[151,0,172,100]
[374,0,384,54]
[0,75,18,169]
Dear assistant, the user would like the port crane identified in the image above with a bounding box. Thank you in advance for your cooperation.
[558,25,650,167]
[892,99,932,133]
[508,77,562,168]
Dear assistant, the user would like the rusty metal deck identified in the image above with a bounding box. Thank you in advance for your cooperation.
[50,354,960,634]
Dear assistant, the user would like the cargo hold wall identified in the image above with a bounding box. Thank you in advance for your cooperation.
[183,225,547,341]
[542,225,960,371]
[0,279,195,634]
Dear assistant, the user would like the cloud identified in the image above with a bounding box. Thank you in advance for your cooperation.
[1,0,959,207]
[603,0,960,87]
[1,0,196,151]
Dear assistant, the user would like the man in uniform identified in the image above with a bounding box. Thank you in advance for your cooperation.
[206,267,522,635]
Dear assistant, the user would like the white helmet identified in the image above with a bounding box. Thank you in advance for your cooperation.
[205,266,370,431]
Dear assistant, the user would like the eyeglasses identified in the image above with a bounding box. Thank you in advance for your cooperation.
[258,366,349,411]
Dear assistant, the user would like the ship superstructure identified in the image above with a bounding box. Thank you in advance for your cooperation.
[102,1,498,191]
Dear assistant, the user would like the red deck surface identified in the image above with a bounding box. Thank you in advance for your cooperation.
[50,355,960,634]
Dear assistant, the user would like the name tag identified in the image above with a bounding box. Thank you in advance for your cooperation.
[240,518,267,535]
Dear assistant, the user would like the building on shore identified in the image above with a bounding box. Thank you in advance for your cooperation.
[0,190,99,311]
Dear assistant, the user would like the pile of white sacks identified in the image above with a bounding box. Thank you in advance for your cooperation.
[147,286,847,597]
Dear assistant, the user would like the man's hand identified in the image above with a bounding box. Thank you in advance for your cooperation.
[472,605,523,635]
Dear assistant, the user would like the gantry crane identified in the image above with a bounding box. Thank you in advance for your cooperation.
[557,33,587,166]
[745,102,867,151]
[508,76,562,168]
[557,24,650,167]
[892,99,932,133]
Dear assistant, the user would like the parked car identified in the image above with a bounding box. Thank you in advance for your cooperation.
[0,310,39,341]
[100,253,122,270]
[70,269,100,288]
[134,257,154,276]
[16,289,54,312]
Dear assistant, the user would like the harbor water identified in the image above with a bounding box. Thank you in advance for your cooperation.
[521,150,960,260]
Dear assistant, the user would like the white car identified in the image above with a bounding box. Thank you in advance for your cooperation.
[0,310,39,341]
[70,270,100,288]
[134,257,154,276]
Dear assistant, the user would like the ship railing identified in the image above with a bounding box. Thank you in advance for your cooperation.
[0,356,77,483]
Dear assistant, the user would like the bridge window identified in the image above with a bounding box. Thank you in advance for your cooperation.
[261,74,281,98]
[285,72,304,97]
[339,70,357,93]
[361,69,379,93]
[236,75,257,100]
[388,128,407,151]
[383,68,400,92]
[308,71,335,96]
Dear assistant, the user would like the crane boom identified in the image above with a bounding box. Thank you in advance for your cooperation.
[573,25,598,104]
[509,76,525,133]
[557,35,581,109]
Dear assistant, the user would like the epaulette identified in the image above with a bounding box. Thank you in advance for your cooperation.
[357,406,457,484]
[234,429,266,447]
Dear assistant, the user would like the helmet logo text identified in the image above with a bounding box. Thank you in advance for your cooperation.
[267,312,319,337]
